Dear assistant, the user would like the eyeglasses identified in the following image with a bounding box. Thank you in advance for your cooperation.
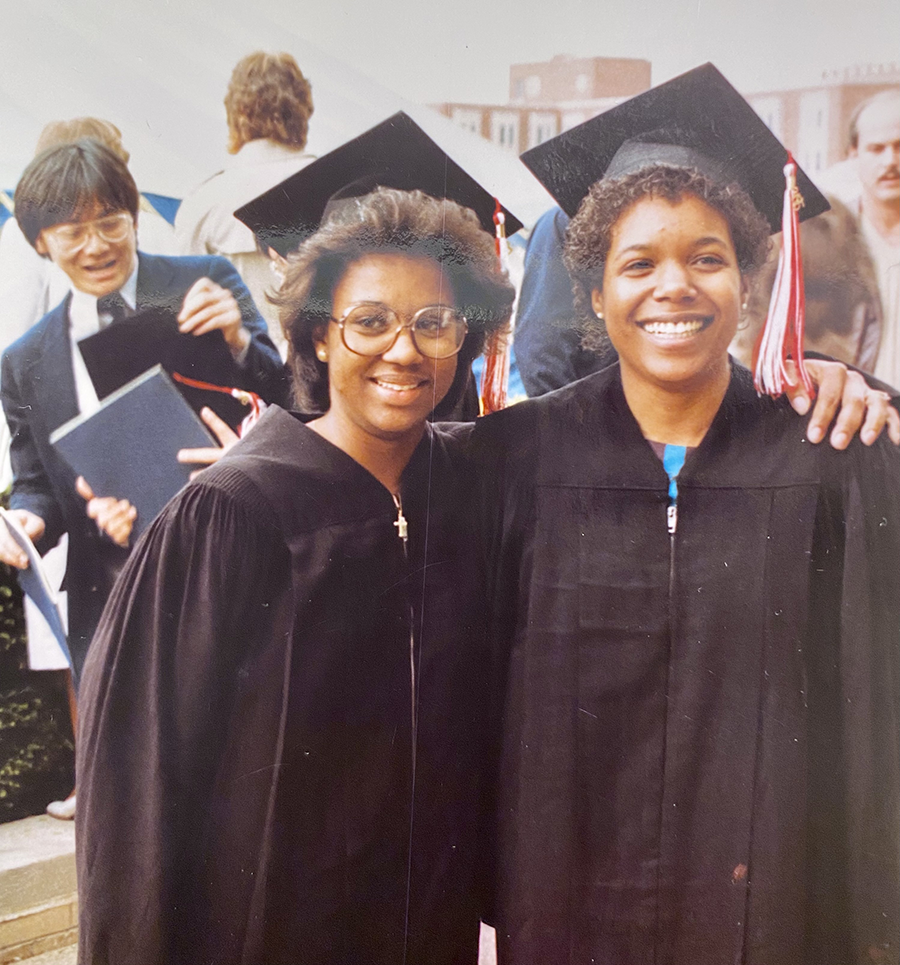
[41,212,134,253]
[331,303,469,360]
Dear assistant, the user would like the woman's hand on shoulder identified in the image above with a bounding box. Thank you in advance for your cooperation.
[786,358,899,450]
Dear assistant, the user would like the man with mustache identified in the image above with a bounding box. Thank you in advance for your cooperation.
[850,89,900,386]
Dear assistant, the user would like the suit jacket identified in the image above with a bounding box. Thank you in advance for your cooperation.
[0,252,288,679]
[513,208,612,397]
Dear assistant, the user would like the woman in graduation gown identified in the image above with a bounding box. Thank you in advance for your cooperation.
[75,185,514,965]
[474,66,900,964]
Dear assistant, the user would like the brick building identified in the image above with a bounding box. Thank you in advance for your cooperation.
[747,63,900,175]
[431,55,651,155]
[432,56,898,173]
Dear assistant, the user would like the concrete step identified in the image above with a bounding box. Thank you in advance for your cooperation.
[0,816,77,963]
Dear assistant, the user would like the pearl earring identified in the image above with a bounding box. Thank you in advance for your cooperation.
[316,348,327,361]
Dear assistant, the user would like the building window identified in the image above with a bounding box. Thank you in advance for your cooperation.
[491,112,520,152]
[528,112,558,149]
[525,75,541,99]
[451,108,482,135]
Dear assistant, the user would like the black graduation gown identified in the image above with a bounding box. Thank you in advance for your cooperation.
[473,362,900,965]
[76,407,487,965]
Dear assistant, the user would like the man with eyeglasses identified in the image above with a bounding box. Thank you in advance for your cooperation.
[0,138,287,693]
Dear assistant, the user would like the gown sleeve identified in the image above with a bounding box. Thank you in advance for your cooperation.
[817,435,900,960]
[75,468,292,965]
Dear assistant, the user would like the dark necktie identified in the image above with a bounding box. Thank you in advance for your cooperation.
[96,291,132,328]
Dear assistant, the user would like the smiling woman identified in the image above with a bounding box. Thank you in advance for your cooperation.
[565,164,770,443]
[475,64,900,964]
[74,128,516,962]
[274,183,514,489]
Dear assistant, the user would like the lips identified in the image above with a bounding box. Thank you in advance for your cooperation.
[370,375,431,394]
[82,258,119,274]
[638,315,712,338]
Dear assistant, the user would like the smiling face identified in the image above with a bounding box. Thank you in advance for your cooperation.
[35,201,138,298]
[314,252,458,447]
[592,193,746,400]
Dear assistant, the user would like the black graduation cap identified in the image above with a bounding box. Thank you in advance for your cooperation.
[234,111,523,256]
[520,63,829,233]
[78,308,262,429]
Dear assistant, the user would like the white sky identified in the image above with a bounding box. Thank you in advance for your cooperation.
[1,0,896,198]
[274,0,897,102]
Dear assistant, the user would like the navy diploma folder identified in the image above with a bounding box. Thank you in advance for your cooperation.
[49,365,215,540]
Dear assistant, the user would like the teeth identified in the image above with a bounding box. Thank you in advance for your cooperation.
[374,379,422,392]
[641,319,705,336]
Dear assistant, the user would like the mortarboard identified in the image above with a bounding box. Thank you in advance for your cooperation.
[520,62,829,234]
[234,111,523,257]
[520,63,830,397]
[78,308,271,429]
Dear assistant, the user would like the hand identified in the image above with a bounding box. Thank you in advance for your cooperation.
[76,477,136,548]
[788,359,900,450]
[177,277,251,357]
[177,406,240,479]
[0,509,45,569]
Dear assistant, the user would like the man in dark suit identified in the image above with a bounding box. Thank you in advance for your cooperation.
[0,139,287,683]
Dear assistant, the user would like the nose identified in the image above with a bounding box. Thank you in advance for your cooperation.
[653,259,696,302]
[81,225,110,255]
[381,324,424,364]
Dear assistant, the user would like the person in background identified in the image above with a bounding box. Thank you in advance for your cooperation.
[851,90,900,385]
[730,193,884,374]
[733,92,899,384]
[175,51,315,357]
[513,205,608,396]
[0,126,181,814]
[0,118,177,355]
[0,139,286,815]
[476,65,899,964]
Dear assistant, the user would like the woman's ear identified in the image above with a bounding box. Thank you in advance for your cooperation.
[34,232,49,258]
[312,325,328,363]
[591,289,605,320]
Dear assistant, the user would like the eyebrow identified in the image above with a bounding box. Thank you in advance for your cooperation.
[615,236,730,255]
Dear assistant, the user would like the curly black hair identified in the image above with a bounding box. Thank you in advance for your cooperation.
[563,165,771,353]
[273,187,515,418]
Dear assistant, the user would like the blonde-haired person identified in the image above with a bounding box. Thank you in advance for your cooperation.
[175,51,316,358]
[0,117,176,354]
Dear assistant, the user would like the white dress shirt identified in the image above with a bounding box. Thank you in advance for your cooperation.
[69,263,139,415]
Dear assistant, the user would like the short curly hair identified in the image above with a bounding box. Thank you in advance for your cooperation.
[225,52,314,153]
[563,165,771,353]
[273,187,515,418]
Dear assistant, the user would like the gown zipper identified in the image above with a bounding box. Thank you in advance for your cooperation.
[662,445,685,595]
[392,492,417,771]
[393,491,417,964]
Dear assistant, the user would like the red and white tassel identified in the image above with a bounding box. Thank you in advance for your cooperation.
[479,200,512,415]
[753,152,812,398]
[171,372,265,435]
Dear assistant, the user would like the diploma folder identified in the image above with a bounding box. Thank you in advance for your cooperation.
[49,366,215,540]
[0,508,71,669]
[77,307,252,429]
